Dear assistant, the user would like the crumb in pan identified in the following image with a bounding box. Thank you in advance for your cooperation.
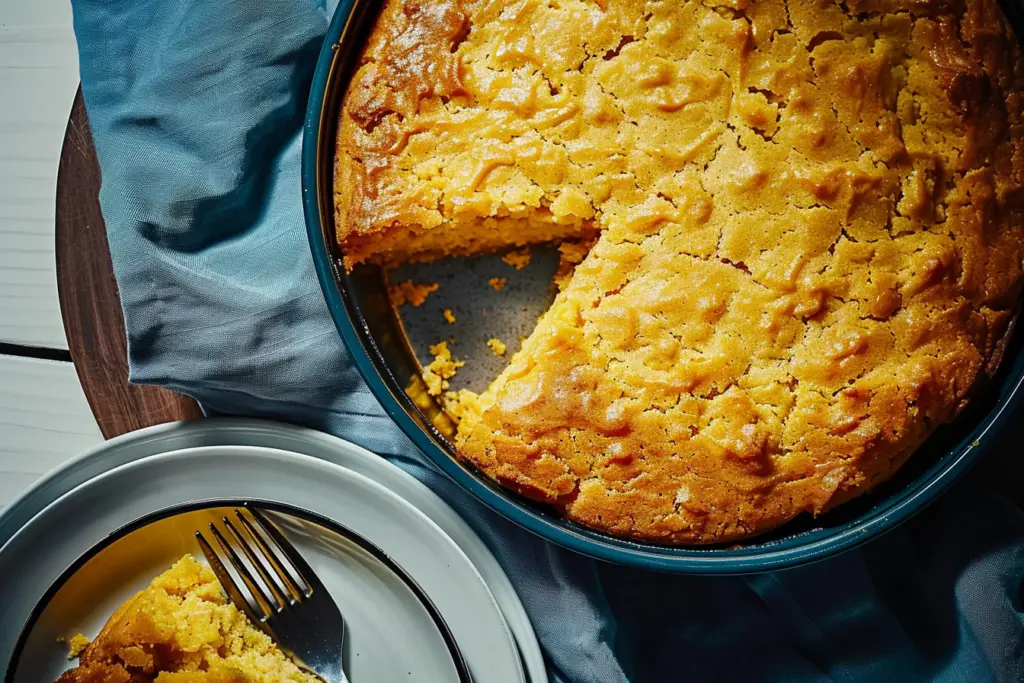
[388,280,438,307]
[422,341,464,396]
[501,249,532,271]
[487,338,507,356]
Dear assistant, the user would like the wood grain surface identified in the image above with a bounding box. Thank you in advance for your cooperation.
[55,89,203,439]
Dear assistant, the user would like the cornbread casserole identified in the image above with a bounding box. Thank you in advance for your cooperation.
[336,0,1024,543]
[57,555,315,683]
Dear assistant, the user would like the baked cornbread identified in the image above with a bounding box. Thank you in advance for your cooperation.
[57,555,316,683]
[336,0,1024,543]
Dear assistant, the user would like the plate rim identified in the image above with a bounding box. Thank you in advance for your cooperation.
[5,498,472,683]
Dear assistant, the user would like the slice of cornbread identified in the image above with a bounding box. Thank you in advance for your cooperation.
[57,555,316,683]
[336,0,1024,543]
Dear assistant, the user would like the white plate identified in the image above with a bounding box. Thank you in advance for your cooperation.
[11,504,467,682]
[0,419,546,682]
[0,445,525,683]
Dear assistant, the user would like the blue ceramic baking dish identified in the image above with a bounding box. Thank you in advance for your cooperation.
[302,0,1024,573]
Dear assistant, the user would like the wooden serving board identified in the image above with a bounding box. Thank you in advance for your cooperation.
[55,89,202,439]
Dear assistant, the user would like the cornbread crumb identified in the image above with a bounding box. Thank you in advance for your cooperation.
[486,338,507,356]
[407,375,458,437]
[501,249,531,270]
[443,309,456,324]
[557,241,589,265]
[407,375,436,411]
[57,555,315,682]
[554,239,594,290]
[388,280,438,307]
[488,278,507,292]
[66,634,89,660]
[442,388,482,421]
[422,341,464,396]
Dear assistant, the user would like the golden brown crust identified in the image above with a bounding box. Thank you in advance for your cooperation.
[337,0,1024,543]
[335,0,474,265]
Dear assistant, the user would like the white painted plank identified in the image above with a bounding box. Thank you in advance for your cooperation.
[0,355,102,508]
[0,0,80,348]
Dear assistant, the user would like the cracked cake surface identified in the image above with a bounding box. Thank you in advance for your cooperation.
[336,0,1024,543]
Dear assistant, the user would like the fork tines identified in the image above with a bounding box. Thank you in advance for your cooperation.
[196,507,312,625]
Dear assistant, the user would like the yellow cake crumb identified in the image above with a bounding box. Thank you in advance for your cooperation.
[442,388,482,421]
[501,248,531,270]
[422,341,464,396]
[66,634,90,660]
[554,239,594,290]
[443,309,456,324]
[407,374,435,411]
[388,280,438,307]
[407,375,458,437]
[488,277,507,291]
[557,240,590,265]
[57,555,316,682]
[486,338,507,356]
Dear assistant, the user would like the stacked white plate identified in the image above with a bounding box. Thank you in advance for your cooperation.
[0,419,546,683]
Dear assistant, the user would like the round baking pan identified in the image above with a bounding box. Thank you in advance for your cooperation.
[302,0,1024,573]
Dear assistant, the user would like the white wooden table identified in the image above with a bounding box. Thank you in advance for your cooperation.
[0,0,103,508]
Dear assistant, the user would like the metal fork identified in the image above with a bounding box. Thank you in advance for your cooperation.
[196,506,348,683]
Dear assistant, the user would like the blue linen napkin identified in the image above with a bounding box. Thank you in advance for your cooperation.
[71,1,1024,680]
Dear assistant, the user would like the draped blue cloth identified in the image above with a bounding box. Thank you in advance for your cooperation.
[71,1,1024,680]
